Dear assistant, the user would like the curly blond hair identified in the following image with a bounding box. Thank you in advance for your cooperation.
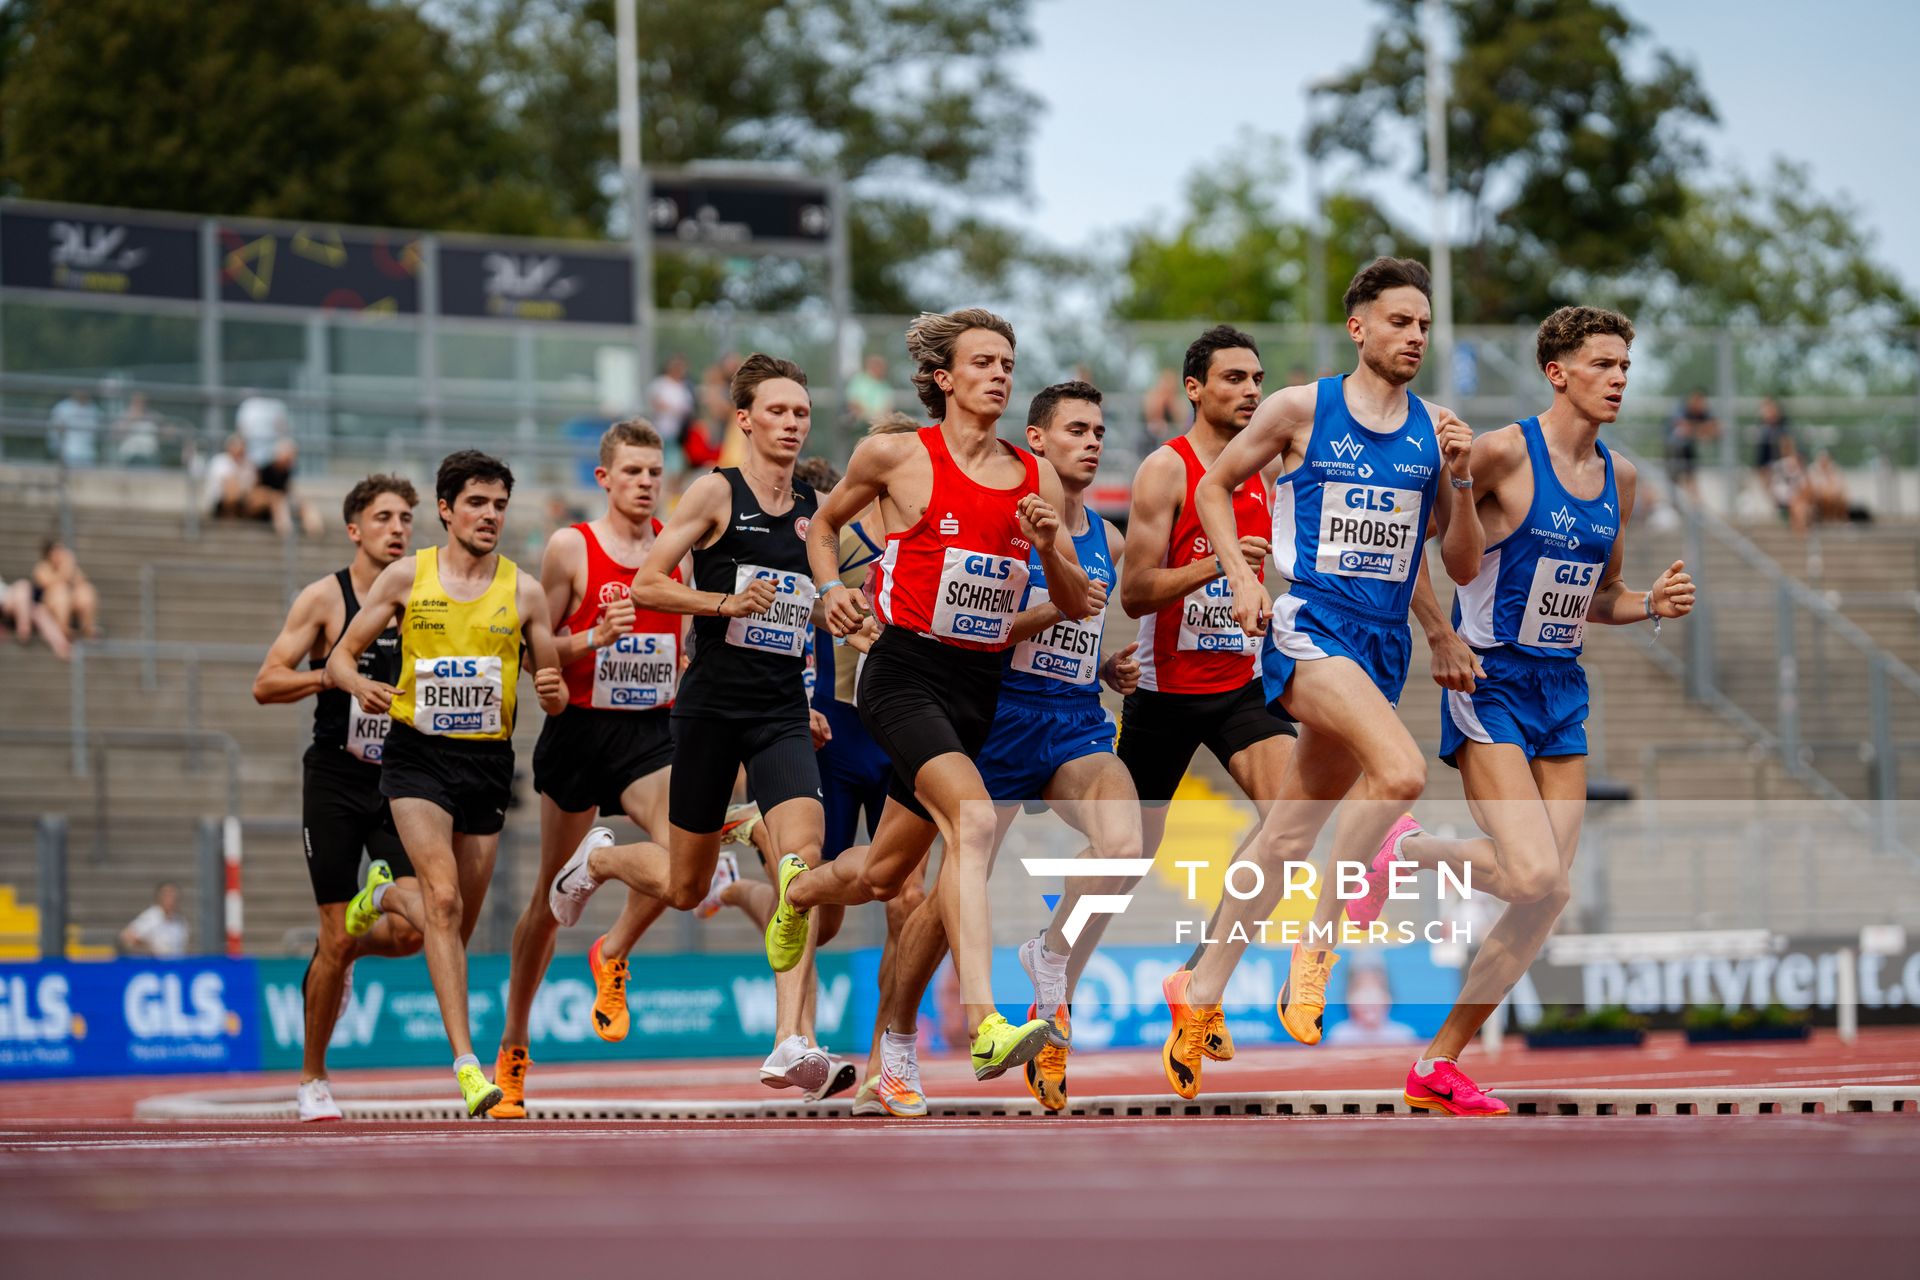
[904,307,1016,419]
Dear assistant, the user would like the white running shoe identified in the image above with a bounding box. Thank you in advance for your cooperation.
[850,1077,889,1117]
[695,850,738,921]
[759,1034,832,1093]
[803,1051,859,1103]
[549,827,613,926]
[297,1078,342,1122]
[719,803,761,848]
[1019,935,1071,1047]
[874,1030,930,1117]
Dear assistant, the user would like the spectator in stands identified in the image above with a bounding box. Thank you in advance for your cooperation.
[846,353,895,425]
[0,572,71,658]
[113,392,162,467]
[235,390,291,466]
[120,882,189,958]
[1752,396,1795,497]
[47,389,102,468]
[647,354,695,450]
[1807,449,1853,523]
[255,439,324,538]
[31,537,99,642]
[1664,390,1719,506]
[1141,368,1180,446]
[204,434,259,520]
[1764,434,1813,533]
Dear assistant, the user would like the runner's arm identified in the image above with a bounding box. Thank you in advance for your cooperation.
[1587,460,1695,624]
[631,473,737,617]
[1117,450,1218,617]
[811,435,902,635]
[1412,554,1482,693]
[540,526,599,668]
[251,580,332,704]
[519,570,568,714]
[1028,458,1092,620]
[326,557,411,712]
[1428,402,1485,585]
[1195,385,1311,633]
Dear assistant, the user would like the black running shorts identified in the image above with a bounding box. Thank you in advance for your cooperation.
[668,712,821,834]
[301,745,409,904]
[379,719,515,836]
[1116,680,1296,805]
[532,704,675,817]
[857,626,1005,820]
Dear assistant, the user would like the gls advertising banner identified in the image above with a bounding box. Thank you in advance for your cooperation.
[0,959,259,1080]
[256,952,858,1070]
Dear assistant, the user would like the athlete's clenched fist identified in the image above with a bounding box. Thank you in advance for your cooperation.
[1434,409,1474,482]
[534,666,567,715]
[1016,493,1061,548]
[720,576,778,619]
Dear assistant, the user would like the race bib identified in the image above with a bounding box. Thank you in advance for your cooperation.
[1177,575,1252,653]
[412,655,503,735]
[592,631,677,709]
[346,705,390,763]
[1316,483,1422,582]
[1011,587,1105,685]
[725,564,816,657]
[930,548,1027,645]
[1519,557,1598,648]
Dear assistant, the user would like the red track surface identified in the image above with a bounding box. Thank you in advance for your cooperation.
[4,1030,1918,1278]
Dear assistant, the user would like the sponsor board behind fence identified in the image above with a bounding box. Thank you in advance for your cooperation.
[0,958,258,1079]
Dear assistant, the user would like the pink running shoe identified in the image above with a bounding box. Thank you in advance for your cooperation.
[1404,1058,1509,1117]
[1348,813,1421,927]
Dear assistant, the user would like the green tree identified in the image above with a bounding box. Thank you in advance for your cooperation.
[0,0,543,233]
[1308,0,1715,323]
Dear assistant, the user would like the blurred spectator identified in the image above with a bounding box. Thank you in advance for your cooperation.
[846,353,894,425]
[120,882,188,958]
[48,389,101,467]
[1664,390,1719,506]
[1763,435,1812,533]
[31,537,99,642]
[647,354,695,448]
[255,439,324,538]
[1752,397,1795,504]
[0,572,71,659]
[1807,449,1854,523]
[1325,962,1419,1047]
[113,392,162,466]
[1141,368,1180,445]
[204,434,258,519]
[235,391,290,465]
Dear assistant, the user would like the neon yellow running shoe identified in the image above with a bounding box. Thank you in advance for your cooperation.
[344,859,392,938]
[764,854,810,973]
[457,1063,503,1118]
[969,1012,1051,1082]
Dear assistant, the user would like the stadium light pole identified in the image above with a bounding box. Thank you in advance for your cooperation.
[1424,0,1455,405]
[616,0,654,405]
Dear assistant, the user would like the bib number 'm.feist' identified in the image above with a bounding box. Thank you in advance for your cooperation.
[1317,482,1422,582]
[414,655,504,735]
[931,548,1028,646]
[1010,587,1105,684]
[725,564,816,658]
[592,632,678,708]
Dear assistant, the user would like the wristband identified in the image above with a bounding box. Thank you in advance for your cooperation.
[1450,474,1474,490]
[1645,590,1662,636]
[1214,553,1227,578]
[717,592,732,616]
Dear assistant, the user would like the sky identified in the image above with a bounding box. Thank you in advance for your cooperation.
[1005,0,1920,294]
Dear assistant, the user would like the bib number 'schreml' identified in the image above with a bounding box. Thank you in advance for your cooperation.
[414,655,504,735]
[593,632,678,708]
[931,548,1028,646]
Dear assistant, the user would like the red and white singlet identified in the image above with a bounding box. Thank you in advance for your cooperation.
[560,520,683,711]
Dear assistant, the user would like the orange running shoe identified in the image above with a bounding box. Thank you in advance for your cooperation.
[1023,1003,1070,1112]
[1278,944,1339,1045]
[492,1044,530,1119]
[1161,970,1212,1099]
[1200,1003,1235,1061]
[588,934,631,1042]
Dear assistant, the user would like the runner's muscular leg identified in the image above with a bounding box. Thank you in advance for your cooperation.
[502,794,597,1046]
[760,795,827,1043]
[601,771,674,958]
[389,799,478,1059]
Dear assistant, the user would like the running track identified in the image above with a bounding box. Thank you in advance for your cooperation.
[4,1030,1918,1278]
